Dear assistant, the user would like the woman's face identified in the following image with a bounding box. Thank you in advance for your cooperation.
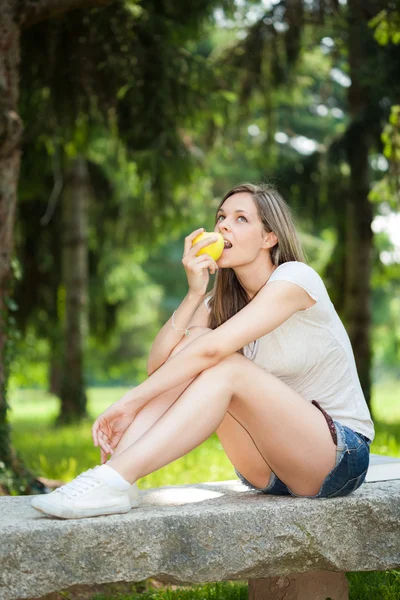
[214,192,268,266]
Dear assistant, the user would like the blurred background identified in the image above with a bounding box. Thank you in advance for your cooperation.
[1,0,400,512]
[1,0,400,596]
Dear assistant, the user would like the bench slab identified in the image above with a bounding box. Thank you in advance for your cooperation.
[0,478,399,600]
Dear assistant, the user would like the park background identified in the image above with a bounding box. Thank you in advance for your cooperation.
[0,0,400,598]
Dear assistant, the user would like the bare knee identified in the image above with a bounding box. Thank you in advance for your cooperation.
[168,326,211,359]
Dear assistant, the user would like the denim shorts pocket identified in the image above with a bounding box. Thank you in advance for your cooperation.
[341,425,364,451]
[342,432,370,479]
[311,423,370,498]
[325,468,368,498]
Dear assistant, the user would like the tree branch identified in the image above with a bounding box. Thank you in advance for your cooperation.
[20,0,117,29]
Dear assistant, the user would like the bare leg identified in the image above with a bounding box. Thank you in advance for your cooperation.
[108,359,232,484]
[111,327,211,458]
[107,351,337,497]
[111,328,275,491]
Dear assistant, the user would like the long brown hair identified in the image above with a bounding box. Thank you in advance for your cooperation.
[207,182,306,354]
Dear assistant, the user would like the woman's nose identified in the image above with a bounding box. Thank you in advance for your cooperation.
[217,220,230,232]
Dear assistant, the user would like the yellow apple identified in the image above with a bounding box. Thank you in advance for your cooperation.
[192,232,224,261]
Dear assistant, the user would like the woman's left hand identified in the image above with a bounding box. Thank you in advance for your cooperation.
[92,396,138,464]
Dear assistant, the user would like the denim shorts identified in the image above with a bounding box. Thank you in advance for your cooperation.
[235,421,372,499]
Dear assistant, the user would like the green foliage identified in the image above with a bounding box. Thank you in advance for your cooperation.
[369,105,400,209]
[92,581,248,600]
[372,287,400,383]
[9,329,49,389]
[383,105,400,161]
[0,261,23,467]
[0,456,34,496]
[367,7,400,207]
[370,228,400,380]
[347,570,400,600]
[19,0,236,246]
[14,0,237,405]
[369,9,400,46]
[87,253,163,385]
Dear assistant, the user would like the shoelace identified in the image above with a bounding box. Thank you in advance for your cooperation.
[55,469,103,499]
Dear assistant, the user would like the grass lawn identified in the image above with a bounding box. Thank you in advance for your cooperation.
[7,379,400,600]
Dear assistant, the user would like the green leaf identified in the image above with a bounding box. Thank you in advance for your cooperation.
[5,298,18,312]
[221,91,237,103]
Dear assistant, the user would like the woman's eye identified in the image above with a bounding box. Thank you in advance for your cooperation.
[216,215,247,222]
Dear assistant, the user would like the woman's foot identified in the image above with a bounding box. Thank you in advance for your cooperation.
[31,467,135,519]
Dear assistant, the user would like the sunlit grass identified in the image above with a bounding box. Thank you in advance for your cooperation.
[370,379,400,459]
[346,570,400,600]
[93,581,248,600]
[371,378,400,423]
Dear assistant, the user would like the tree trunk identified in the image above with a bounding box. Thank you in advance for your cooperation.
[57,157,89,424]
[0,2,23,467]
[345,0,374,408]
[0,2,48,495]
[0,0,118,491]
[48,328,63,396]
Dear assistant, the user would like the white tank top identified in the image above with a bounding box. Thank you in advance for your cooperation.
[204,261,375,442]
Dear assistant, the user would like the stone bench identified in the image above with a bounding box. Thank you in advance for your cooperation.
[1,454,399,600]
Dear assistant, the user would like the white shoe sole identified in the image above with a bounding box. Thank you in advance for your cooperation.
[31,499,132,520]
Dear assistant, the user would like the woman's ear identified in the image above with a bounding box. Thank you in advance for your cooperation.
[263,231,278,249]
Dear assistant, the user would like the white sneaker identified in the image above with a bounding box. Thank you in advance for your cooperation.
[128,482,140,508]
[31,468,132,519]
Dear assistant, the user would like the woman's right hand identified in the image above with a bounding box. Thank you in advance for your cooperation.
[182,228,219,296]
[92,397,138,465]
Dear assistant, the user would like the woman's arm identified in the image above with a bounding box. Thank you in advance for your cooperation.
[147,227,220,375]
[147,291,205,375]
[121,279,314,413]
[92,319,215,458]
[121,334,219,413]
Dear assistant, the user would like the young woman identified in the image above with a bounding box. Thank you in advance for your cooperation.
[31,182,374,519]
